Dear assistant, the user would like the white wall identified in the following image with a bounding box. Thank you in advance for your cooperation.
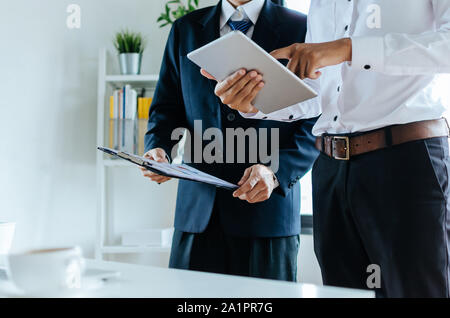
[299,235,322,284]
[0,0,322,284]
[0,0,214,255]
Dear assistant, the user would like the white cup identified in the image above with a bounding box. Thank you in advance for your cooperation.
[7,246,85,295]
[0,222,15,267]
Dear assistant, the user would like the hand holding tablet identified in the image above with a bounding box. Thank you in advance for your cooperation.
[201,68,264,114]
[187,31,317,114]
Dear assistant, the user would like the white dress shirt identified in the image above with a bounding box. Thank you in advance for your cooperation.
[245,0,450,136]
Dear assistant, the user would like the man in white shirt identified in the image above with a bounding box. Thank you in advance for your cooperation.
[206,0,450,297]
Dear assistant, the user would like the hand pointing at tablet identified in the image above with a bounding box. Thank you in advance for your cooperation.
[270,38,352,80]
[200,68,264,114]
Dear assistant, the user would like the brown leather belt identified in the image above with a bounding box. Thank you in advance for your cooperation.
[315,118,450,160]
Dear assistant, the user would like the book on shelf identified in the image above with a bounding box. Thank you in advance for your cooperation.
[108,85,152,156]
[137,97,152,155]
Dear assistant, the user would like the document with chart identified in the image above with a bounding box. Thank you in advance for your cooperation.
[98,147,238,190]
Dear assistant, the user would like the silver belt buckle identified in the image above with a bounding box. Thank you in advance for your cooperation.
[332,136,350,160]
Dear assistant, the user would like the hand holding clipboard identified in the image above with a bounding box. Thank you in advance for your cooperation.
[98,147,238,190]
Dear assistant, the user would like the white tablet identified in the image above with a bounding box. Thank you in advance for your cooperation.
[187,31,317,114]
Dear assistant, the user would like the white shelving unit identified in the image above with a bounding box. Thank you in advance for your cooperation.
[105,74,159,89]
[96,48,168,260]
[101,245,171,254]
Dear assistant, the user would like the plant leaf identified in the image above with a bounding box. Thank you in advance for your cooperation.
[113,29,145,53]
[158,0,201,27]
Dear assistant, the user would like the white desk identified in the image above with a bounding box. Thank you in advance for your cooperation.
[0,259,374,298]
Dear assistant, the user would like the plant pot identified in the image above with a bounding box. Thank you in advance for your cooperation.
[119,53,142,75]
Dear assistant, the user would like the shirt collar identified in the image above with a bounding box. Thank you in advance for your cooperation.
[220,0,265,30]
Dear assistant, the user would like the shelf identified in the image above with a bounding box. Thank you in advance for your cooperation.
[101,245,171,254]
[96,49,166,261]
[103,159,135,167]
[105,74,159,89]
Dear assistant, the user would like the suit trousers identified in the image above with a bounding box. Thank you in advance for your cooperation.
[312,136,450,297]
[169,204,300,282]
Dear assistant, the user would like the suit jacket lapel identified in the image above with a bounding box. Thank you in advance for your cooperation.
[197,0,281,53]
[196,2,222,95]
[197,1,221,47]
[251,0,281,54]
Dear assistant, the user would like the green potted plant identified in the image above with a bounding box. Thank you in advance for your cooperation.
[157,0,200,28]
[114,30,146,75]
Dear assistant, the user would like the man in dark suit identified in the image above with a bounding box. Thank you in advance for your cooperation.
[141,0,320,281]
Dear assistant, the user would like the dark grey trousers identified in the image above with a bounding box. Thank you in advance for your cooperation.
[169,208,300,282]
[312,136,450,298]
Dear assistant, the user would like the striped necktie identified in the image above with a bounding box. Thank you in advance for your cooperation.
[227,19,254,35]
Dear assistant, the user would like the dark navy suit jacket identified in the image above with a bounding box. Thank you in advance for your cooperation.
[145,0,319,237]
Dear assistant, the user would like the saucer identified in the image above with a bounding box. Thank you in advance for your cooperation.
[0,272,105,298]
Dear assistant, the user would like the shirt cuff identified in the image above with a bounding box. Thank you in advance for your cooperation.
[238,110,267,120]
[350,36,384,72]
[273,174,279,188]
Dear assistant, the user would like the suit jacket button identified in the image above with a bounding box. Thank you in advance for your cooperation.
[227,113,236,121]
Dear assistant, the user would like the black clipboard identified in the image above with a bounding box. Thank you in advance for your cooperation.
[98,147,238,190]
